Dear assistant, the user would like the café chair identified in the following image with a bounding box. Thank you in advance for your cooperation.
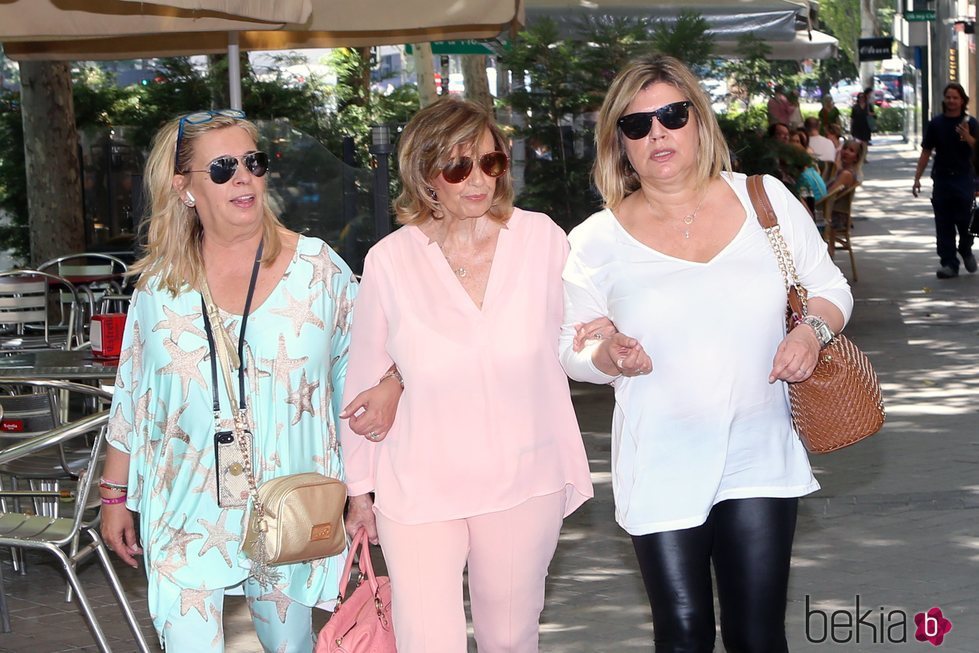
[0,380,112,518]
[821,186,859,282]
[0,270,84,351]
[38,253,129,325]
[0,403,151,652]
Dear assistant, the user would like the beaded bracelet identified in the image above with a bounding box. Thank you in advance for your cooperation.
[99,477,128,491]
[380,367,404,388]
[101,495,128,505]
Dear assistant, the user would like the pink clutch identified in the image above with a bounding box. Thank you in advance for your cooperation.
[316,528,396,652]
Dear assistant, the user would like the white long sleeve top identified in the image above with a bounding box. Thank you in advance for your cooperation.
[560,173,853,536]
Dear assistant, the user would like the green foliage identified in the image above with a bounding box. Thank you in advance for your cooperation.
[818,0,860,66]
[499,13,717,229]
[717,104,769,134]
[649,10,715,68]
[875,105,904,133]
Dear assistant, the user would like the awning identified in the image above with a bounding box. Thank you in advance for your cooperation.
[524,0,811,42]
[714,29,839,60]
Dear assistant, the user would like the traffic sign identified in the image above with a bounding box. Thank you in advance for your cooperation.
[405,40,494,55]
[903,10,936,21]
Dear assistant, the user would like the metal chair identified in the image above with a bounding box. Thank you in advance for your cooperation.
[0,270,84,351]
[0,380,112,517]
[38,253,129,325]
[0,399,151,652]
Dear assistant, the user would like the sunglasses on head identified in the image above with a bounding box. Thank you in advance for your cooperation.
[441,151,509,184]
[617,101,693,140]
[182,152,269,184]
[174,109,247,171]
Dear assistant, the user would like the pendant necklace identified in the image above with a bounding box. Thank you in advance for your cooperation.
[647,190,708,239]
[437,242,468,277]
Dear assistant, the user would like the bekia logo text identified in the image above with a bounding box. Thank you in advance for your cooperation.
[805,596,952,646]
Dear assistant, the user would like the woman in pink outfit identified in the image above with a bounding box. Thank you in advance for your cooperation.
[339,97,594,653]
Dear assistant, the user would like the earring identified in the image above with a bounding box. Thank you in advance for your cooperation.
[427,188,443,219]
[183,191,196,208]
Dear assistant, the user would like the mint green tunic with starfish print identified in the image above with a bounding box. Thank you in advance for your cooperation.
[107,236,355,636]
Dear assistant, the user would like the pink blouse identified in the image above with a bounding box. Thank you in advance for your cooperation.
[340,208,593,524]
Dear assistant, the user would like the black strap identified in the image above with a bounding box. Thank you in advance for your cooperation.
[201,239,264,416]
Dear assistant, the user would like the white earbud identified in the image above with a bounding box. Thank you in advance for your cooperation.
[184,191,196,207]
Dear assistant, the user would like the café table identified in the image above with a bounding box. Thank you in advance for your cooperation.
[0,349,119,381]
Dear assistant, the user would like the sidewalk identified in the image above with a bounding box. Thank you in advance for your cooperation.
[1,134,977,652]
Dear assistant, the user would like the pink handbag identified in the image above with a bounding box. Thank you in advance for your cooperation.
[315,528,396,652]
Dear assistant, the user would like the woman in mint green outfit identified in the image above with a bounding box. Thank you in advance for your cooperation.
[99,111,382,652]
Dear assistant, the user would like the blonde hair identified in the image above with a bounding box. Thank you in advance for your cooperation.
[130,113,284,295]
[593,54,731,209]
[394,97,514,226]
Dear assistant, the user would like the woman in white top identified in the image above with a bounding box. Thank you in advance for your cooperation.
[560,55,853,652]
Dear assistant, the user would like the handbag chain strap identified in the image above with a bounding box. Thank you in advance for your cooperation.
[746,175,809,320]
[200,241,282,585]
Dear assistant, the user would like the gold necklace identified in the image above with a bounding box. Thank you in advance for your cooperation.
[646,190,708,239]
[436,242,468,277]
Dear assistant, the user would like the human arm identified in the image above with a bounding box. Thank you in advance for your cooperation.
[760,176,853,383]
[912,148,932,197]
[345,493,378,545]
[340,367,403,441]
[827,168,856,195]
[100,446,142,568]
[559,226,651,381]
[338,251,391,497]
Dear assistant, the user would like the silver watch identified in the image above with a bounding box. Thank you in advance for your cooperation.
[800,315,834,349]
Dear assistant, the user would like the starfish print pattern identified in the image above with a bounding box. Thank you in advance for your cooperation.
[153,305,205,344]
[155,402,191,452]
[269,287,325,337]
[209,604,224,649]
[179,586,212,620]
[256,586,293,623]
[333,283,354,335]
[159,338,209,399]
[301,245,341,292]
[286,370,319,425]
[106,238,356,631]
[245,595,271,626]
[260,334,309,388]
[106,403,133,450]
[196,512,242,567]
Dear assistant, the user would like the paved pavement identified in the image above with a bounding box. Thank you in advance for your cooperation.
[1,134,977,652]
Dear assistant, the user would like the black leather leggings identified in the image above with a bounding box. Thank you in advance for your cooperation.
[631,497,798,653]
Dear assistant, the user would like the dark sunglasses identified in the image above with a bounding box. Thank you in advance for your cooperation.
[174,109,247,171]
[441,151,509,184]
[617,101,693,139]
[183,152,269,184]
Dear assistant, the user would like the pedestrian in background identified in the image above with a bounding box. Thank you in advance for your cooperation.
[851,91,874,145]
[561,54,852,653]
[913,82,979,279]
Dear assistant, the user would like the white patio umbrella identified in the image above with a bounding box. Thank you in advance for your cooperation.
[4,0,524,107]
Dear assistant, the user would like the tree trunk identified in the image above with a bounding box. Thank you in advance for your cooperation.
[413,43,438,108]
[19,60,84,266]
[462,55,493,111]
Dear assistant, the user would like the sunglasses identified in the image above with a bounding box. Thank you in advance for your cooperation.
[183,152,269,184]
[174,109,247,171]
[617,101,694,139]
[441,151,509,184]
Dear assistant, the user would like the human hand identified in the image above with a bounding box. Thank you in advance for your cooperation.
[340,373,403,442]
[101,503,142,568]
[769,323,820,383]
[345,494,378,545]
[572,317,618,352]
[912,179,920,198]
[597,332,652,377]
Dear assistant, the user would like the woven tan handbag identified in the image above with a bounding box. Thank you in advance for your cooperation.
[747,175,885,453]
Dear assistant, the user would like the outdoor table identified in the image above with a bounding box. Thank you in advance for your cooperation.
[0,349,119,381]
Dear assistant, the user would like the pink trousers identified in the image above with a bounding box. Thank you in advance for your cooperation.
[374,490,566,653]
